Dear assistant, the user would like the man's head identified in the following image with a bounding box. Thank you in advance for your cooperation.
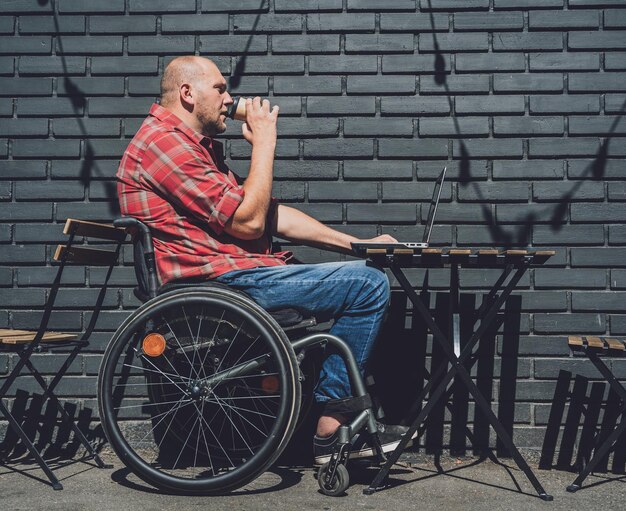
[160,56,233,137]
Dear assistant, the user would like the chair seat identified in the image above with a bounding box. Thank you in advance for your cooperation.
[157,280,317,329]
[0,329,77,345]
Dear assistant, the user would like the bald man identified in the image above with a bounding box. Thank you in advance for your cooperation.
[117,56,411,465]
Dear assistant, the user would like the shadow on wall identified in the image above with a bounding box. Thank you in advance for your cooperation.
[228,0,268,89]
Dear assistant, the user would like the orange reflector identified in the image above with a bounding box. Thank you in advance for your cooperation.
[261,375,279,394]
[142,333,166,357]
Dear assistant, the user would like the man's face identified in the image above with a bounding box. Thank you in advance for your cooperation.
[193,65,233,137]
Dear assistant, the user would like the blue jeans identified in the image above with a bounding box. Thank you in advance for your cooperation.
[215,260,390,407]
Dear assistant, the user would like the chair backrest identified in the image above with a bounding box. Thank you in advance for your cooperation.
[113,217,159,301]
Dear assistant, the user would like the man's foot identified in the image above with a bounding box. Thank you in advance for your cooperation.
[313,422,417,465]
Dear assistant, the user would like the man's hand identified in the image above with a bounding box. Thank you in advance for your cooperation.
[359,234,398,243]
[241,97,279,146]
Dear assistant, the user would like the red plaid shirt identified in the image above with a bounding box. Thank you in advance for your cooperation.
[117,103,290,284]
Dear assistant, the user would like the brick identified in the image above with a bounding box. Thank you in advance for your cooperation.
[612,315,626,335]
[18,56,86,75]
[420,33,488,53]
[496,203,567,224]
[455,53,525,73]
[494,0,564,7]
[419,117,489,137]
[534,182,604,202]
[0,161,46,179]
[611,269,626,288]
[605,9,626,29]
[458,182,528,202]
[494,74,563,93]
[573,292,626,312]
[88,180,118,201]
[493,33,563,52]
[128,0,195,12]
[89,97,154,116]
[288,203,342,223]
[0,244,46,261]
[430,203,491,223]
[198,35,267,55]
[19,15,85,34]
[309,182,377,202]
[347,75,416,95]
[273,35,340,54]
[606,94,626,113]
[59,0,125,13]
[0,98,12,116]
[17,97,84,117]
[534,224,604,245]
[0,15,13,34]
[494,116,564,136]
[606,53,626,71]
[310,55,377,74]
[0,57,14,76]
[381,96,451,115]
[53,118,121,138]
[530,10,599,30]
[570,31,626,50]
[347,204,417,223]
[51,159,118,180]
[0,35,51,55]
[17,266,84,286]
[277,119,339,138]
[569,115,626,135]
[274,76,341,95]
[421,0,489,9]
[87,139,137,158]
[379,139,448,159]
[230,139,299,159]
[56,36,122,55]
[530,94,599,114]
[534,313,604,335]
[304,138,373,159]
[0,182,11,200]
[273,161,339,180]
[56,202,117,222]
[13,223,68,243]
[11,310,81,331]
[529,52,600,71]
[15,181,85,200]
[0,1,53,14]
[58,76,124,96]
[12,140,80,159]
[569,72,626,92]
[224,77,269,96]
[89,15,157,34]
[455,95,525,115]
[380,13,449,32]
[455,12,523,31]
[233,14,301,33]
[453,139,522,158]
[571,203,626,223]
[383,54,452,75]
[535,268,606,289]
[91,56,159,75]
[420,74,489,94]
[346,34,414,54]
[382,182,452,202]
[307,97,375,116]
[529,138,600,157]
[306,13,375,33]
[344,118,413,137]
[534,358,606,379]
[0,119,48,137]
[572,248,626,268]
[0,289,46,307]
[128,35,194,55]
[610,225,626,245]
[232,55,304,75]
[344,160,413,180]
[609,182,626,201]
[276,0,341,11]
[348,0,415,9]
[201,0,269,12]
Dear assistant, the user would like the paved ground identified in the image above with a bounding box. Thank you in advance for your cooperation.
[1,449,626,511]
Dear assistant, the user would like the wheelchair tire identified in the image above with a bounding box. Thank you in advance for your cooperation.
[98,287,301,494]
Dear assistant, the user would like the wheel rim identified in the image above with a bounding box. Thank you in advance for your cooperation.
[99,291,299,492]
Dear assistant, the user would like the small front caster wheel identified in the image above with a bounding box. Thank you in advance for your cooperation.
[318,462,349,496]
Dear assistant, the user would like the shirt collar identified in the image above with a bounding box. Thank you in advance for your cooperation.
[149,103,209,147]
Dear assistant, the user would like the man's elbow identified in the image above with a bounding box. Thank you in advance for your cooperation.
[225,219,265,240]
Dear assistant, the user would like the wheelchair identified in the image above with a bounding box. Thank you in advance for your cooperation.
[97,218,386,496]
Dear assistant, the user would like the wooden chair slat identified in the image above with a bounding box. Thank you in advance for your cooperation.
[393,248,415,255]
[0,330,77,344]
[365,248,388,255]
[54,245,118,265]
[449,249,472,255]
[534,250,556,256]
[478,249,499,255]
[505,250,528,256]
[423,248,442,254]
[568,336,584,348]
[605,338,625,351]
[585,336,605,349]
[63,218,127,242]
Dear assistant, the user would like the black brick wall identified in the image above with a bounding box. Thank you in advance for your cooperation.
[1,0,626,450]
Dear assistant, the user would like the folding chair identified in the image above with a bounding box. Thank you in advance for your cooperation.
[0,219,126,489]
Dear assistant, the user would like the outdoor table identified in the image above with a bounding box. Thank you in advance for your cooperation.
[361,247,555,501]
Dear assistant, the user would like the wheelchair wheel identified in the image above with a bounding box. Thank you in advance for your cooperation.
[98,287,301,494]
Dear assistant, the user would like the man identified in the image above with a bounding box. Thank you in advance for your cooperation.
[117,56,410,464]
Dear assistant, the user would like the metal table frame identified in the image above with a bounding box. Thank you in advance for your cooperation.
[361,248,554,501]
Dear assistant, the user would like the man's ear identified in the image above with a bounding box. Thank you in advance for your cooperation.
[180,83,194,108]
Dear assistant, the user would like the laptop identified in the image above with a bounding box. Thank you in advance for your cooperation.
[351,166,447,255]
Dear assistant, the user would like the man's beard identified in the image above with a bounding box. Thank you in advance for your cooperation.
[198,110,226,137]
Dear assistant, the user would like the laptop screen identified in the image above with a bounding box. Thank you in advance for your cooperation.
[421,166,447,244]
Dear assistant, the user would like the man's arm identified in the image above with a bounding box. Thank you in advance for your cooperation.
[272,204,397,254]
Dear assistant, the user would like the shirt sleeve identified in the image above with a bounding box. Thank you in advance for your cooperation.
[142,132,245,235]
